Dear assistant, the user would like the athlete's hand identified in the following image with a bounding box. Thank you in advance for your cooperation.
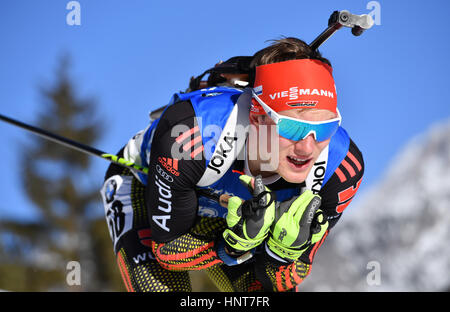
[223,175,275,253]
[267,190,329,261]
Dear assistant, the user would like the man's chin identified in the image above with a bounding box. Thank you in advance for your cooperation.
[277,159,315,183]
[278,170,309,184]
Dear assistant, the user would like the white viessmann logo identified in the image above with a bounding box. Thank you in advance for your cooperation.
[269,86,334,101]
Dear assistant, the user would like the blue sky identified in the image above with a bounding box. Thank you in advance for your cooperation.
[1,0,449,220]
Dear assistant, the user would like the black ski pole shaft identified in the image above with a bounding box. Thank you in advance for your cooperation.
[1,113,104,158]
[0,113,148,174]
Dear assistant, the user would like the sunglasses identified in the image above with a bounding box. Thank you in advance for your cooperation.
[252,91,342,142]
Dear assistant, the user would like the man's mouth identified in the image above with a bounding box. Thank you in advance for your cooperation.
[287,155,312,169]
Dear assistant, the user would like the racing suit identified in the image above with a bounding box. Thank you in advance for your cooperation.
[101,87,364,292]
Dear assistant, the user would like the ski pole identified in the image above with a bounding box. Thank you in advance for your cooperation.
[0,113,149,174]
[0,113,231,207]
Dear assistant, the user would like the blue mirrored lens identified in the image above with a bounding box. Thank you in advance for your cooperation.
[277,118,340,142]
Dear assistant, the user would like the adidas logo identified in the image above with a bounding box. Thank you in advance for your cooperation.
[158,157,180,176]
[175,125,204,159]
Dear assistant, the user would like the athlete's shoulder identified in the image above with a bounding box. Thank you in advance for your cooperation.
[324,138,364,194]
[335,138,364,182]
[319,138,364,227]
[157,100,196,127]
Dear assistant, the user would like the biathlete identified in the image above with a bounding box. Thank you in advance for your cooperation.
[101,37,364,292]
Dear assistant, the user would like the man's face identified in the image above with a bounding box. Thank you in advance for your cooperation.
[253,108,336,184]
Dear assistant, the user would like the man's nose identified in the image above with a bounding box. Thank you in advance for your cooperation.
[293,134,315,154]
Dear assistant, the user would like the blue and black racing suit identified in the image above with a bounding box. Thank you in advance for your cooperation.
[101,87,364,292]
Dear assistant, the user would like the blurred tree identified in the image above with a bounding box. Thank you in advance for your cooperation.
[0,55,124,291]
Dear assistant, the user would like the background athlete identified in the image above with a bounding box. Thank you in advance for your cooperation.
[101,37,364,292]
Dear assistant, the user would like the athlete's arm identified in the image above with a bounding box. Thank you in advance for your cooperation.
[145,101,226,271]
[146,101,204,241]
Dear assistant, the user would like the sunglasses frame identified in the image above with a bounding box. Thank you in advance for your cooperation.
[252,90,342,142]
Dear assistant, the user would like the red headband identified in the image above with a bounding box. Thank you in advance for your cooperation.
[251,59,337,114]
